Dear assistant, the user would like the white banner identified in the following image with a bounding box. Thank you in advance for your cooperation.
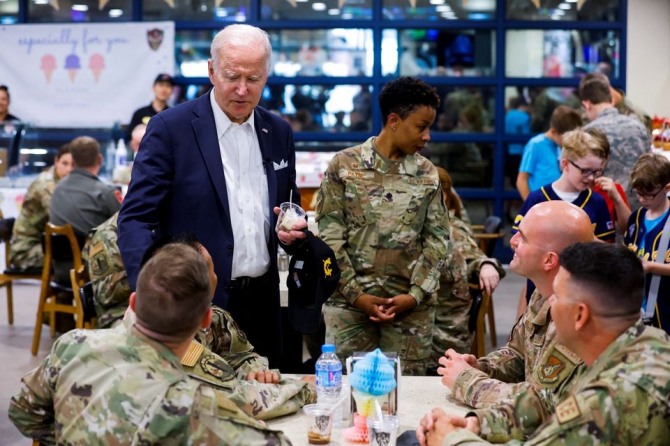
[0,22,175,128]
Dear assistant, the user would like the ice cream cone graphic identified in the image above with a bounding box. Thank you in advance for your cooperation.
[40,54,56,83]
[88,54,105,82]
[64,54,81,83]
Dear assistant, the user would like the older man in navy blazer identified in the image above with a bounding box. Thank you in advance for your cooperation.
[118,24,305,367]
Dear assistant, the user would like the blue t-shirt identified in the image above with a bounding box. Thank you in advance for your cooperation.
[624,206,670,334]
[505,109,531,155]
[518,134,561,192]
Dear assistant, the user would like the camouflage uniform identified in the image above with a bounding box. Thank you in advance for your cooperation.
[81,212,128,328]
[444,321,670,445]
[451,290,583,413]
[9,167,59,269]
[122,307,316,421]
[430,211,505,367]
[316,137,451,376]
[8,323,292,445]
[584,107,651,209]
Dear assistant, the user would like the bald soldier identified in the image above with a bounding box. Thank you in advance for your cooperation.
[9,243,292,445]
[418,242,670,445]
[82,219,315,420]
[437,201,595,439]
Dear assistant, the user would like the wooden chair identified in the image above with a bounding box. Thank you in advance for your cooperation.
[0,218,43,325]
[468,284,493,358]
[31,223,91,356]
[70,264,97,328]
[471,215,505,349]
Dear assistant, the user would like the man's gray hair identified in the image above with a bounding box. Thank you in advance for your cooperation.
[210,24,272,75]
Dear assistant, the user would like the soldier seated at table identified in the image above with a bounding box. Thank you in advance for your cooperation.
[9,242,293,445]
[82,221,316,420]
[417,242,670,445]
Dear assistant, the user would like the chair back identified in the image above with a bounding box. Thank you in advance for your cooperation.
[472,215,505,258]
[0,217,15,268]
[45,224,85,286]
[468,285,492,358]
[70,265,97,324]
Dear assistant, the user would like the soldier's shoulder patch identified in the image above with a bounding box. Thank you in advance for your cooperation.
[182,340,204,367]
[539,355,565,384]
[554,343,582,365]
[200,355,235,381]
[556,395,582,424]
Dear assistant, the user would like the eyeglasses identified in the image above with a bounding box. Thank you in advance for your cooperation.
[567,159,604,179]
[632,188,665,200]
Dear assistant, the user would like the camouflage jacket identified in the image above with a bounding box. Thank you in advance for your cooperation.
[446,213,505,286]
[451,290,583,412]
[81,212,128,328]
[8,324,292,445]
[123,307,315,420]
[444,321,670,445]
[9,167,58,269]
[584,107,650,207]
[316,137,451,305]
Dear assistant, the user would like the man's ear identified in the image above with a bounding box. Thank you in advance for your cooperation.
[201,307,213,329]
[544,251,560,272]
[129,292,137,311]
[574,302,590,332]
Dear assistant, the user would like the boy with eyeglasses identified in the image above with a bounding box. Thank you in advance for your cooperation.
[625,152,670,334]
[514,128,614,302]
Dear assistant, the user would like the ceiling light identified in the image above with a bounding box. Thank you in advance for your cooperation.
[71,4,88,11]
[108,8,123,16]
[312,2,326,10]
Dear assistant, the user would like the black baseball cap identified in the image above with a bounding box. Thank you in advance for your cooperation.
[287,231,340,334]
[154,73,174,85]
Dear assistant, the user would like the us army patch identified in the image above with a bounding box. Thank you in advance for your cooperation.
[539,355,565,383]
[200,355,235,381]
[556,395,581,424]
[182,341,204,367]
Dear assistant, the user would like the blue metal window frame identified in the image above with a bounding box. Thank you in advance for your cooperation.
[14,0,628,218]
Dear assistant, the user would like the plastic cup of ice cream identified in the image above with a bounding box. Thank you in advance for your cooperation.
[367,414,399,446]
[304,404,334,445]
[276,202,306,233]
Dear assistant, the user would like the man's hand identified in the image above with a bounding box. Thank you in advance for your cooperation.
[478,264,501,296]
[594,176,618,200]
[385,293,418,317]
[417,408,468,446]
[246,369,280,384]
[437,349,479,390]
[353,294,395,323]
[274,206,308,245]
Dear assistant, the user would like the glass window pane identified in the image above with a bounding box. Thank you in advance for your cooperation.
[0,0,19,24]
[426,142,493,187]
[506,29,620,79]
[176,29,374,78]
[519,85,581,133]
[143,0,248,22]
[432,86,495,133]
[29,0,133,22]
[271,29,373,77]
[383,0,496,21]
[506,0,620,21]
[177,83,374,133]
[261,0,372,20]
[382,29,495,77]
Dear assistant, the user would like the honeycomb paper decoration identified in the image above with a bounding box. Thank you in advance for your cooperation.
[349,348,396,396]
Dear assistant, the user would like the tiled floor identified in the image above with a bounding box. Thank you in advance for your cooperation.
[0,270,525,445]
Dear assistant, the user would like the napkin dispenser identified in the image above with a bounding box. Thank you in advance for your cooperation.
[345,351,400,424]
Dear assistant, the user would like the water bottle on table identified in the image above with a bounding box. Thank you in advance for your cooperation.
[315,344,346,425]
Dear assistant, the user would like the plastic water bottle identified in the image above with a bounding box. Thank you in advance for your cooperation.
[315,344,342,401]
[115,139,128,168]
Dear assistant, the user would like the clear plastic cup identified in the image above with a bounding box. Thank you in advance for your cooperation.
[367,414,399,446]
[304,404,334,445]
[276,202,307,233]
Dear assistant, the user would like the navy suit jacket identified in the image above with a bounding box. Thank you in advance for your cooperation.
[117,91,300,308]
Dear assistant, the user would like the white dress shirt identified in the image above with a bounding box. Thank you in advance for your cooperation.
[210,91,271,278]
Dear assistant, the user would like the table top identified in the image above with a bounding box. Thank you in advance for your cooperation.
[267,376,471,446]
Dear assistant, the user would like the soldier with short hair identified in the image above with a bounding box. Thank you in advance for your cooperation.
[316,76,452,376]
[9,242,293,445]
[418,242,670,445]
[81,223,316,420]
[9,144,72,271]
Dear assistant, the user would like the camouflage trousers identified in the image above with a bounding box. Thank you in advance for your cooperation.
[323,295,436,376]
[9,236,44,270]
[429,280,473,370]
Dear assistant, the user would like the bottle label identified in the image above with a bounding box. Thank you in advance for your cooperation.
[316,369,342,388]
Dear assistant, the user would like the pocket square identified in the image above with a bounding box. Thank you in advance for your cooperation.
[273,159,289,170]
